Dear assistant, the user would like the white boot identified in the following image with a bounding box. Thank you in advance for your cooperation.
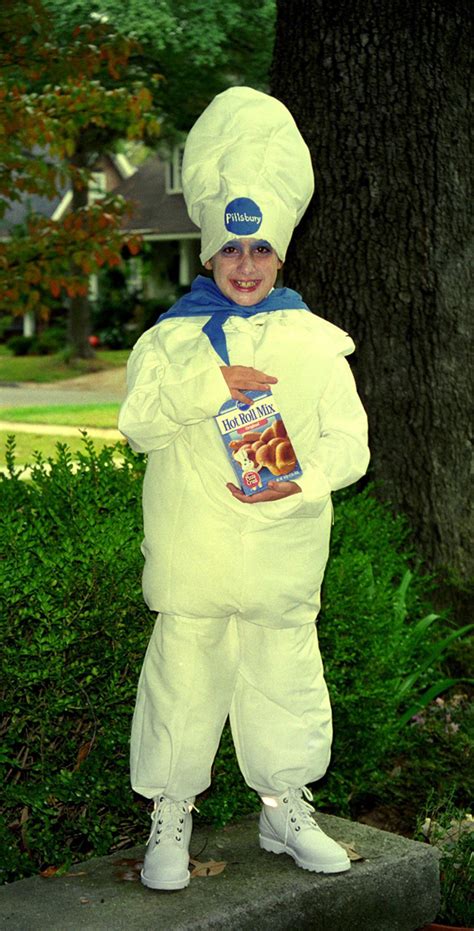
[141,795,195,890]
[259,786,350,874]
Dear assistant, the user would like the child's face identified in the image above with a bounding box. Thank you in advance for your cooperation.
[204,238,283,306]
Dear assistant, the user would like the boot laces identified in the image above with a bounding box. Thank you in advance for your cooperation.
[283,786,319,845]
[147,795,197,846]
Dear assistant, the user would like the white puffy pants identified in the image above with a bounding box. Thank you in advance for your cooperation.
[130,613,333,800]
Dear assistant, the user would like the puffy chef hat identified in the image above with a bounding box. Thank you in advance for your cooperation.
[182,86,314,264]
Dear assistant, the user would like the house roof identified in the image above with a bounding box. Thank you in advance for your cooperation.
[0,187,66,237]
[0,153,136,239]
[114,156,199,238]
[0,151,199,241]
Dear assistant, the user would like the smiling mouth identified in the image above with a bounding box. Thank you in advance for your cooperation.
[232,279,260,290]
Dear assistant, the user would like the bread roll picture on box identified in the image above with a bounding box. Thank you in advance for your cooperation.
[215,390,302,495]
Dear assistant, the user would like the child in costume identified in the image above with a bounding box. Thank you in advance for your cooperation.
[119,87,370,891]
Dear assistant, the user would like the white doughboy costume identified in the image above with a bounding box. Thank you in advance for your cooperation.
[119,87,370,890]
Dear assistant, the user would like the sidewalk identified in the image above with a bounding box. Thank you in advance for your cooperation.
[0,371,124,452]
[0,421,121,440]
[0,814,440,931]
[0,367,127,407]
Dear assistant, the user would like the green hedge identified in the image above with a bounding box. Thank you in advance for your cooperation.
[1,439,152,882]
[1,437,472,882]
[316,490,473,817]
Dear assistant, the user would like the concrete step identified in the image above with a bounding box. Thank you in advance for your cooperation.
[0,813,440,931]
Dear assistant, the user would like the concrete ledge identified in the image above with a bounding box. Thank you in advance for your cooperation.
[0,813,440,931]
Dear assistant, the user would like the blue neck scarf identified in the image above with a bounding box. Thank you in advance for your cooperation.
[155,275,310,365]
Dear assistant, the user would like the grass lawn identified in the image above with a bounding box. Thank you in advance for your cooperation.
[0,347,129,383]
[0,431,123,464]
[0,404,120,429]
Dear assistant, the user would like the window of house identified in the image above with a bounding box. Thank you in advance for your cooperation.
[88,171,107,203]
[166,144,185,194]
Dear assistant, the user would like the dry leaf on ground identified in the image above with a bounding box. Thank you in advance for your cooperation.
[113,858,143,882]
[41,864,86,879]
[189,857,227,878]
[40,865,60,878]
[337,841,366,861]
[73,740,94,771]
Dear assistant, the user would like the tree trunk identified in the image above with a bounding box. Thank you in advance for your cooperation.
[68,155,95,360]
[271,0,473,579]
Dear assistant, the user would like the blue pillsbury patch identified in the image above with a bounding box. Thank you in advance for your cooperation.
[224,197,262,235]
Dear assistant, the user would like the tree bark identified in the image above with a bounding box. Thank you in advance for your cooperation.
[68,154,95,360]
[271,0,473,579]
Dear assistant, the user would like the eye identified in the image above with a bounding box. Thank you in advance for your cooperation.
[221,246,239,255]
[253,244,273,255]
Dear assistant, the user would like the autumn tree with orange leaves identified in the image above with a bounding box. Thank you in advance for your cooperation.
[0,0,160,358]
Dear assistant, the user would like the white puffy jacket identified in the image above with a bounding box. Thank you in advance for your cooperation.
[118,308,370,628]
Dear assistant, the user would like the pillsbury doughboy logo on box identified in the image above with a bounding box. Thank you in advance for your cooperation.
[224,197,262,236]
[215,389,303,496]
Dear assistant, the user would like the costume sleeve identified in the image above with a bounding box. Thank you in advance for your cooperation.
[118,329,230,453]
[295,356,370,517]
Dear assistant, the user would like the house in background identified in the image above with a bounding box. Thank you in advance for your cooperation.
[0,147,201,337]
[0,151,136,235]
[113,148,201,303]
[0,152,137,336]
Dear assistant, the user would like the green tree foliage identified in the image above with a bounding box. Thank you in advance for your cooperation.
[42,0,276,136]
[0,0,275,356]
[0,0,160,354]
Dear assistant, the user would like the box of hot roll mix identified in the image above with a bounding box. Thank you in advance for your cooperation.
[215,389,302,496]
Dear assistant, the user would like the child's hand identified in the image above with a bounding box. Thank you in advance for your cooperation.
[220,366,278,405]
[226,481,301,503]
